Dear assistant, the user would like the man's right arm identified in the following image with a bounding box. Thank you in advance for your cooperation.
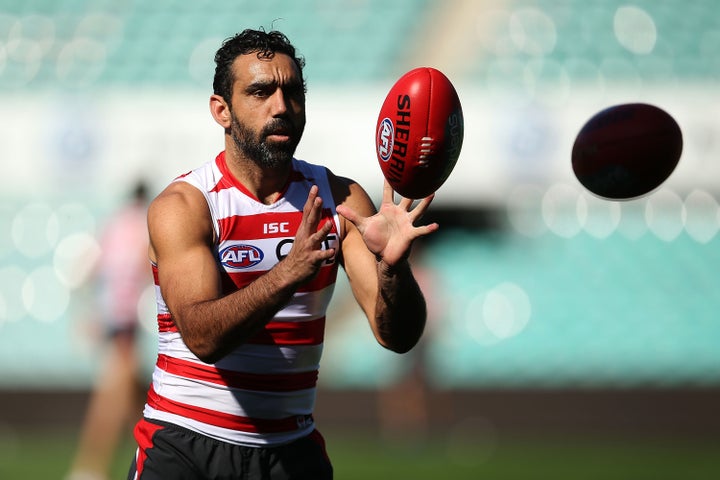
[148,182,335,364]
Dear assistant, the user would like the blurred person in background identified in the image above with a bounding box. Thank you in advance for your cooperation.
[67,180,152,480]
[126,28,437,479]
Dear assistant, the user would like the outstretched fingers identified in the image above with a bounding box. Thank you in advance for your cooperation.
[382,180,395,205]
[301,185,323,231]
[412,220,440,237]
[383,180,435,217]
[407,193,435,223]
[398,196,413,211]
[335,204,363,229]
[303,186,334,247]
[282,186,336,284]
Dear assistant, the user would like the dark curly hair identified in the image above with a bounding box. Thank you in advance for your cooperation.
[213,29,306,104]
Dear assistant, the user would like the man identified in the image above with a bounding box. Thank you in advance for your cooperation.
[128,29,438,479]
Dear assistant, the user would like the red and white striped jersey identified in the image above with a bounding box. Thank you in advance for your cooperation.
[142,151,341,446]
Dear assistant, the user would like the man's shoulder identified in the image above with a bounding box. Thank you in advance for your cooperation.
[171,156,223,192]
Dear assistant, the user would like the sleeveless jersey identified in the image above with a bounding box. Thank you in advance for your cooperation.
[142,151,341,447]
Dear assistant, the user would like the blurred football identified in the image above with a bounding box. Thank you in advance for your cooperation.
[572,103,683,200]
[375,67,464,199]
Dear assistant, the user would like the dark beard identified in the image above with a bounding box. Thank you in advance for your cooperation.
[229,114,301,169]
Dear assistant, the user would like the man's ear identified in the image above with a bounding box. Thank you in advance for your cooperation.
[210,94,231,128]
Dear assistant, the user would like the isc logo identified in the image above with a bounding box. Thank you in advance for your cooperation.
[263,222,290,234]
[220,244,264,269]
[376,118,394,162]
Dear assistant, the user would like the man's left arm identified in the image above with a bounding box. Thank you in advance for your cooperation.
[372,256,427,353]
[335,179,438,353]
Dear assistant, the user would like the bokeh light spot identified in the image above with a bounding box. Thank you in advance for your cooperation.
[56,38,106,86]
[542,183,583,238]
[53,233,101,289]
[617,199,648,240]
[684,189,719,244]
[22,266,70,323]
[11,202,59,258]
[0,266,28,323]
[578,193,621,239]
[614,6,657,54]
[509,7,557,56]
[483,282,531,339]
[645,189,685,242]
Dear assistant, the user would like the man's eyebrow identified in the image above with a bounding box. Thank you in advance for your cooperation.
[245,79,276,92]
[245,77,303,93]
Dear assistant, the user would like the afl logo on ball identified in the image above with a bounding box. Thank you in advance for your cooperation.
[377,118,394,162]
[220,244,264,269]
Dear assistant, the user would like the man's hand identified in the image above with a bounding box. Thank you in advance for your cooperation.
[336,180,438,267]
[279,185,336,286]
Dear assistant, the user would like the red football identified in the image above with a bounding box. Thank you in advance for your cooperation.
[375,67,464,199]
[571,103,683,200]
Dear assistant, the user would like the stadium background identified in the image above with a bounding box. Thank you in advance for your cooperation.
[1,0,719,478]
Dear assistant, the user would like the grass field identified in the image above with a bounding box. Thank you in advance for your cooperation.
[1,427,719,480]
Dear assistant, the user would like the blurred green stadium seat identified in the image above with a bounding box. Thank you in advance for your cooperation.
[0,0,432,89]
[471,0,719,85]
[419,228,720,388]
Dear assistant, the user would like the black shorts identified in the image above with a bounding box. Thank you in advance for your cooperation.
[128,418,333,480]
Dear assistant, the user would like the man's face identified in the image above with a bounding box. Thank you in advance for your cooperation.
[227,53,306,169]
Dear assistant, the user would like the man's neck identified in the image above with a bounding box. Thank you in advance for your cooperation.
[224,147,292,204]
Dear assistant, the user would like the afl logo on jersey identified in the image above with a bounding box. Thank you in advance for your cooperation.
[220,244,264,269]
